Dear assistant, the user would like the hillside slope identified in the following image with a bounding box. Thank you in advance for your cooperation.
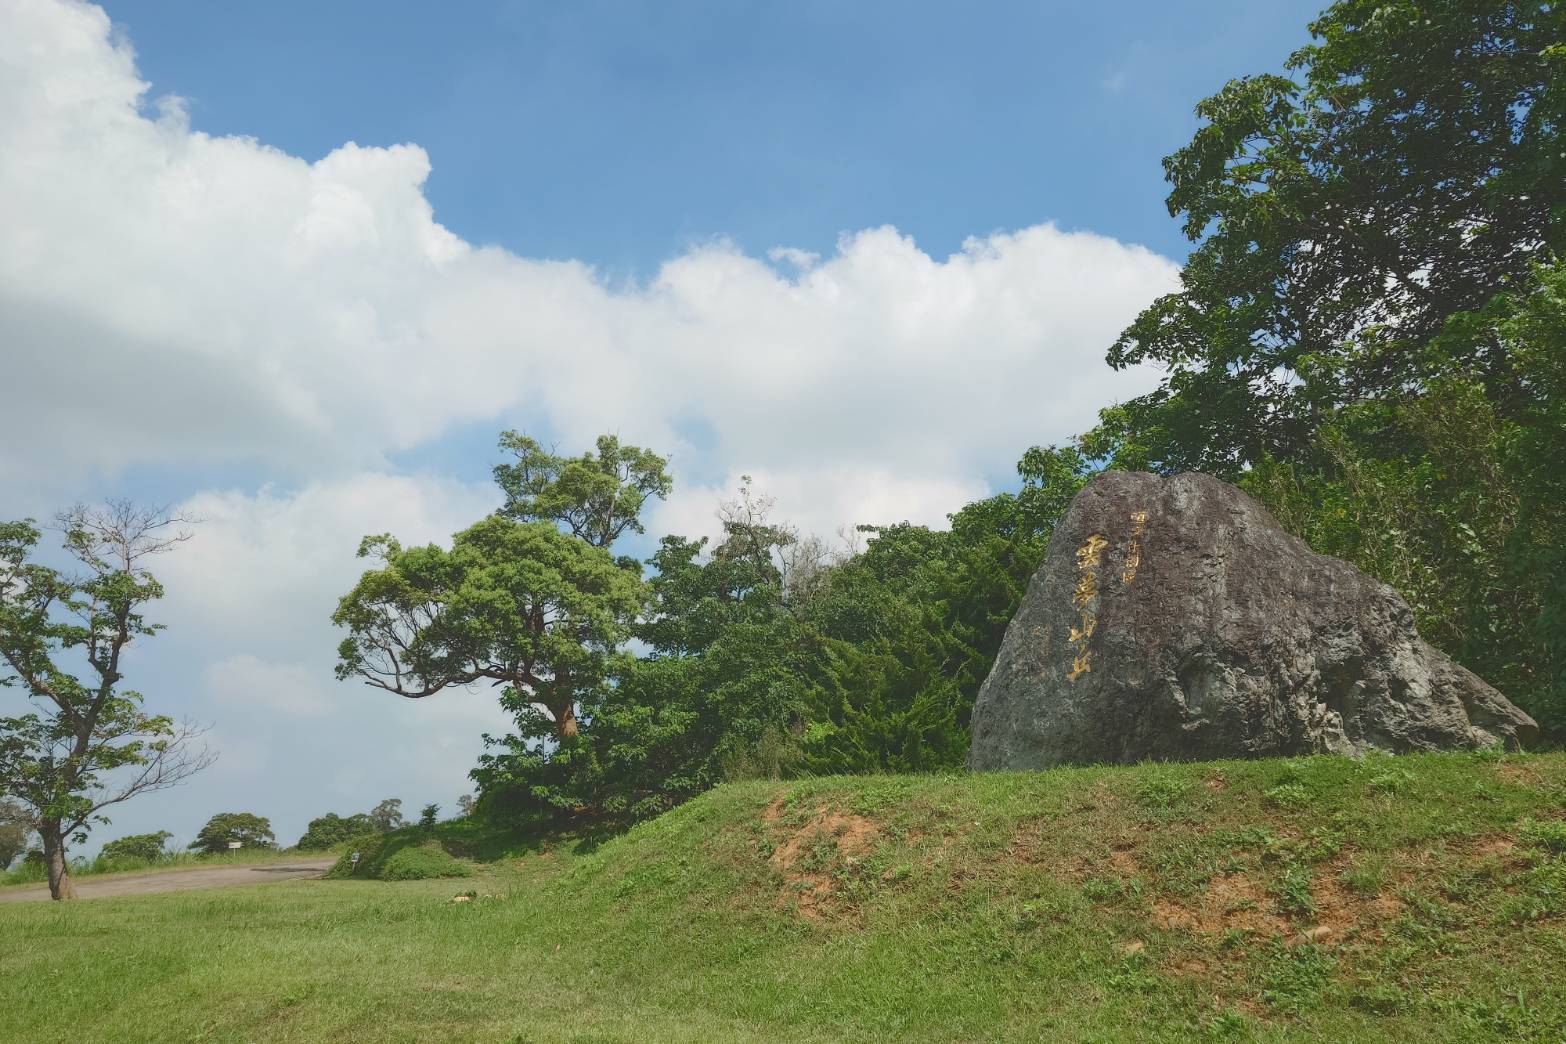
[2,751,1564,1042]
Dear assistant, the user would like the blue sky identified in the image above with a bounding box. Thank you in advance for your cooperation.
[4,0,1322,852]
[103,0,1317,276]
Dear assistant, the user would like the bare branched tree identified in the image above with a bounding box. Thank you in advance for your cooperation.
[0,502,213,899]
[713,477,859,606]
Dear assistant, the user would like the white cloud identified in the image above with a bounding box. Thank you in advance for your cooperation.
[0,1,1184,850]
[157,472,497,652]
[0,0,1177,517]
[651,467,990,551]
[206,655,334,718]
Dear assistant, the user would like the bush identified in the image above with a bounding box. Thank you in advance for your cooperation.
[297,812,375,851]
[100,831,172,863]
[380,842,471,881]
[326,831,472,881]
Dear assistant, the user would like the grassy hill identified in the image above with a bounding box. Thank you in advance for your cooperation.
[2,751,1564,1042]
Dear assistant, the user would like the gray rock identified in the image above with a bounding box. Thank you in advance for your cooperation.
[968,471,1536,769]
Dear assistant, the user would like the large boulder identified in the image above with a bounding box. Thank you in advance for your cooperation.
[968,471,1536,770]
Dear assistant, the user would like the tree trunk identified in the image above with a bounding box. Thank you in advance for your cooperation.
[41,820,76,901]
[555,701,578,738]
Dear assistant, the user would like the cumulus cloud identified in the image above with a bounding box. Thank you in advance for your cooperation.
[207,655,333,718]
[0,1,1183,847]
[0,0,1178,525]
[156,472,498,650]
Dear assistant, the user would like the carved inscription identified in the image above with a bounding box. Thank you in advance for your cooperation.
[1067,534,1108,682]
[1122,509,1148,585]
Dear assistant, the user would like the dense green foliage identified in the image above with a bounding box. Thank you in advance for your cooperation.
[466,449,1089,823]
[1103,0,1563,472]
[296,798,411,849]
[98,831,172,863]
[296,812,376,851]
[190,812,276,855]
[1238,264,1566,736]
[4,753,1565,1041]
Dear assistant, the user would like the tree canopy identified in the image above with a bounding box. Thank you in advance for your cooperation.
[1104,0,1564,473]
[100,830,173,863]
[191,812,275,854]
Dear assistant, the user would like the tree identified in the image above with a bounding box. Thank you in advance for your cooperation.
[455,794,475,817]
[1103,0,1564,473]
[334,516,645,740]
[418,803,439,829]
[0,798,30,869]
[367,798,404,833]
[191,812,275,854]
[473,476,814,821]
[494,432,672,551]
[296,812,374,850]
[0,503,214,899]
[99,830,172,863]
[335,433,665,746]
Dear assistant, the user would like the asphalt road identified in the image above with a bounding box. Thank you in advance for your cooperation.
[0,858,337,902]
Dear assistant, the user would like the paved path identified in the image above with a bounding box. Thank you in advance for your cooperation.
[0,858,336,902]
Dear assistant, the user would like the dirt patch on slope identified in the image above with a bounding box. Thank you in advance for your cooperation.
[1152,871,1288,936]
[767,808,881,922]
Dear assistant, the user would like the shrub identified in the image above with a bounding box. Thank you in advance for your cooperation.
[327,831,471,881]
[100,831,172,863]
[380,842,471,881]
[297,812,375,851]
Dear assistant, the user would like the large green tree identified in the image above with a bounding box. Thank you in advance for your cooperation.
[366,797,404,833]
[334,515,646,740]
[475,478,813,821]
[1105,0,1563,472]
[338,433,666,818]
[0,504,213,899]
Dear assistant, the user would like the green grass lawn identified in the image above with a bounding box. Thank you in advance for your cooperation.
[3,751,1564,1042]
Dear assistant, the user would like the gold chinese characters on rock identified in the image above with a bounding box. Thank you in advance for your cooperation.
[1122,509,1148,585]
[1066,510,1148,683]
[1067,534,1108,682]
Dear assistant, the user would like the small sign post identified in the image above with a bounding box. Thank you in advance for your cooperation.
[350,851,361,873]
